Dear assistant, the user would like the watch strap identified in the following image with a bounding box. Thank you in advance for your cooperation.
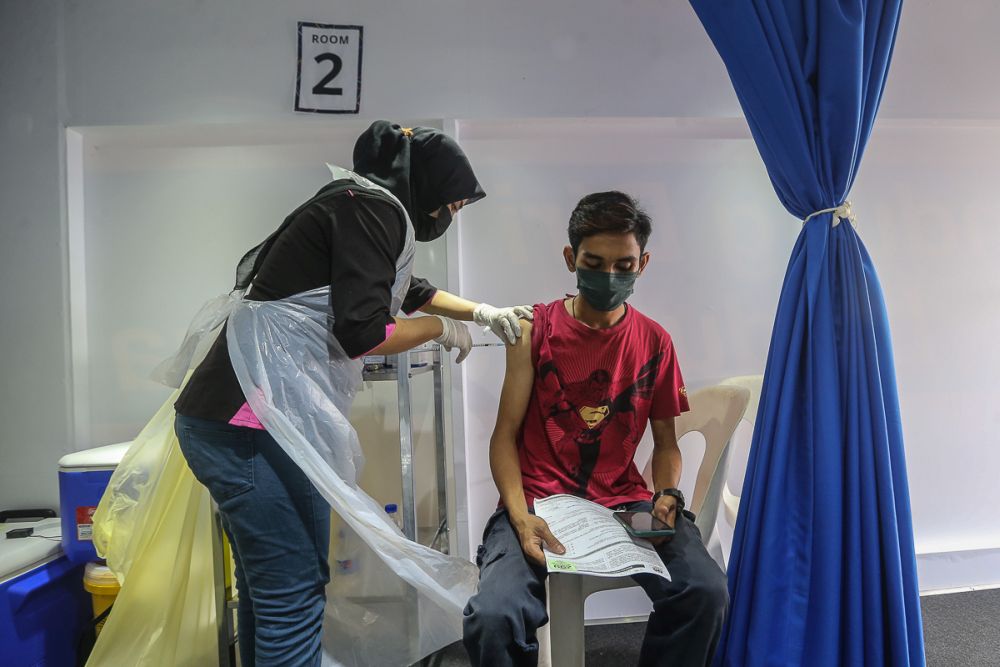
[652,488,685,510]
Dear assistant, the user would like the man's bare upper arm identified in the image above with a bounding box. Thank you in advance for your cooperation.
[493,320,535,439]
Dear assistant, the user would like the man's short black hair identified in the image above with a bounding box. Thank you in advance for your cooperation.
[568,191,652,253]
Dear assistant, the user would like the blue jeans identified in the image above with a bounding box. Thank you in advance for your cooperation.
[463,503,729,667]
[175,414,331,667]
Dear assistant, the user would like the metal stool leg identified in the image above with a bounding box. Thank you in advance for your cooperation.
[548,574,586,667]
[211,504,234,667]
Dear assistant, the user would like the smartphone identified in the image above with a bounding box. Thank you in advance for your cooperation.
[613,511,676,538]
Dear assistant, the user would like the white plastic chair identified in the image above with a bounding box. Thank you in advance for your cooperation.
[540,384,750,667]
[716,375,763,567]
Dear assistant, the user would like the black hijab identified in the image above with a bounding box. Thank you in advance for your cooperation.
[232,121,483,291]
[352,121,486,241]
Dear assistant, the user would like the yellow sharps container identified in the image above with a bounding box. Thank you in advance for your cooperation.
[83,562,120,635]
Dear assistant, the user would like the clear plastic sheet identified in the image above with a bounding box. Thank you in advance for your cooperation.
[149,292,243,389]
[90,166,478,666]
[227,288,479,665]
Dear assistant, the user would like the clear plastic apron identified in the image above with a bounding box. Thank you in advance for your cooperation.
[92,167,477,667]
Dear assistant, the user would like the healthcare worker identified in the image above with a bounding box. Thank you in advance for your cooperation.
[172,121,527,666]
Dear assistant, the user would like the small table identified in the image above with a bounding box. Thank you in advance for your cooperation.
[361,344,450,553]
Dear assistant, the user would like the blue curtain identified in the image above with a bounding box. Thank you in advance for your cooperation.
[687,2,925,665]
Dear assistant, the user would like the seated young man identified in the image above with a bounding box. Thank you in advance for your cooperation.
[463,192,729,667]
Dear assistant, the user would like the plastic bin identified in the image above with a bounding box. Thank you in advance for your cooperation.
[58,442,131,564]
[83,562,120,636]
[0,517,91,666]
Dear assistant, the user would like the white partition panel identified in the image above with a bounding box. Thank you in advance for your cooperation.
[455,118,1000,618]
[69,117,1000,616]
[454,118,796,618]
[73,119,454,530]
[851,122,1000,563]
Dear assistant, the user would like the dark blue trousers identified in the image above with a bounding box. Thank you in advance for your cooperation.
[463,502,729,667]
[176,414,330,667]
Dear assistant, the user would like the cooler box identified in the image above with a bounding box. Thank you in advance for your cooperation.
[0,518,91,666]
[58,442,131,565]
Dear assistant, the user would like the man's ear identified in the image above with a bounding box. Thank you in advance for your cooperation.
[638,251,651,275]
[563,246,577,273]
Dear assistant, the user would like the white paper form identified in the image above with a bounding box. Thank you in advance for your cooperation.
[533,494,670,580]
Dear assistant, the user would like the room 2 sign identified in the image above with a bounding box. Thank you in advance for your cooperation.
[295,22,363,114]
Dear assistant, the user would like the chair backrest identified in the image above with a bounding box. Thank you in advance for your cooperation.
[642,384,749,539]
[718,375,763,499]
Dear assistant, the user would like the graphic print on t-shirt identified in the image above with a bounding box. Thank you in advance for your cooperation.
[538,351,663,497]
[515,300,688,509]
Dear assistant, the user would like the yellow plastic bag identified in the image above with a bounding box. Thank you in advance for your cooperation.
[88,389,220,666]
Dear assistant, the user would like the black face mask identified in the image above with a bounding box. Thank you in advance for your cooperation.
[415,205,453,242]
[576,267,638,311]
[353,122,485,242]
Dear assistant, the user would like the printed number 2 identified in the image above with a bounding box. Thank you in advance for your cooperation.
[312,53,343,95]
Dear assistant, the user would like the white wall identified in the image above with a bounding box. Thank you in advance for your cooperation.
[454,118,796,566]
[852,123,1000,556]
[60,0,734,126]
[57,0,1000,125]
[0,1,69,511]
[2,0,1000,590]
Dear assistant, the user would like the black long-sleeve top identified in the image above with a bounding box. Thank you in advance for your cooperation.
[174,190,435,423]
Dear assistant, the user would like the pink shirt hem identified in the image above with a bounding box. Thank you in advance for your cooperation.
[229,402,265,430]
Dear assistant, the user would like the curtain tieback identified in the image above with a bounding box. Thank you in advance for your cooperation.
[803,201,856,228]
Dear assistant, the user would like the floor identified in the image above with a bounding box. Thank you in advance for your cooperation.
[420,588,1000,666]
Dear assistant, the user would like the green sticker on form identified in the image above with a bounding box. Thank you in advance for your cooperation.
[549,559,577,572]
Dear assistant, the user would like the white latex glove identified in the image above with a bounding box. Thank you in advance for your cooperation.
[434,316,473,364]
[473,304,535,345]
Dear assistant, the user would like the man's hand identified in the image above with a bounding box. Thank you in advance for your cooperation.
[511,514,565,566]
[652,495,678,528]
[647,495,679,545]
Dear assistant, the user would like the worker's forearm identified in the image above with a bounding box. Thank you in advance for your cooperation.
[367,316,442,356]
[490,433,530,522]
[419,289,478,321]
[651,446,682,492]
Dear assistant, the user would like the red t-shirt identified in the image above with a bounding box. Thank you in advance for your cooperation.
[517,299,689,509]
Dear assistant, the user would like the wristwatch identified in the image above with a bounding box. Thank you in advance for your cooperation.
[652,488,685,513]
